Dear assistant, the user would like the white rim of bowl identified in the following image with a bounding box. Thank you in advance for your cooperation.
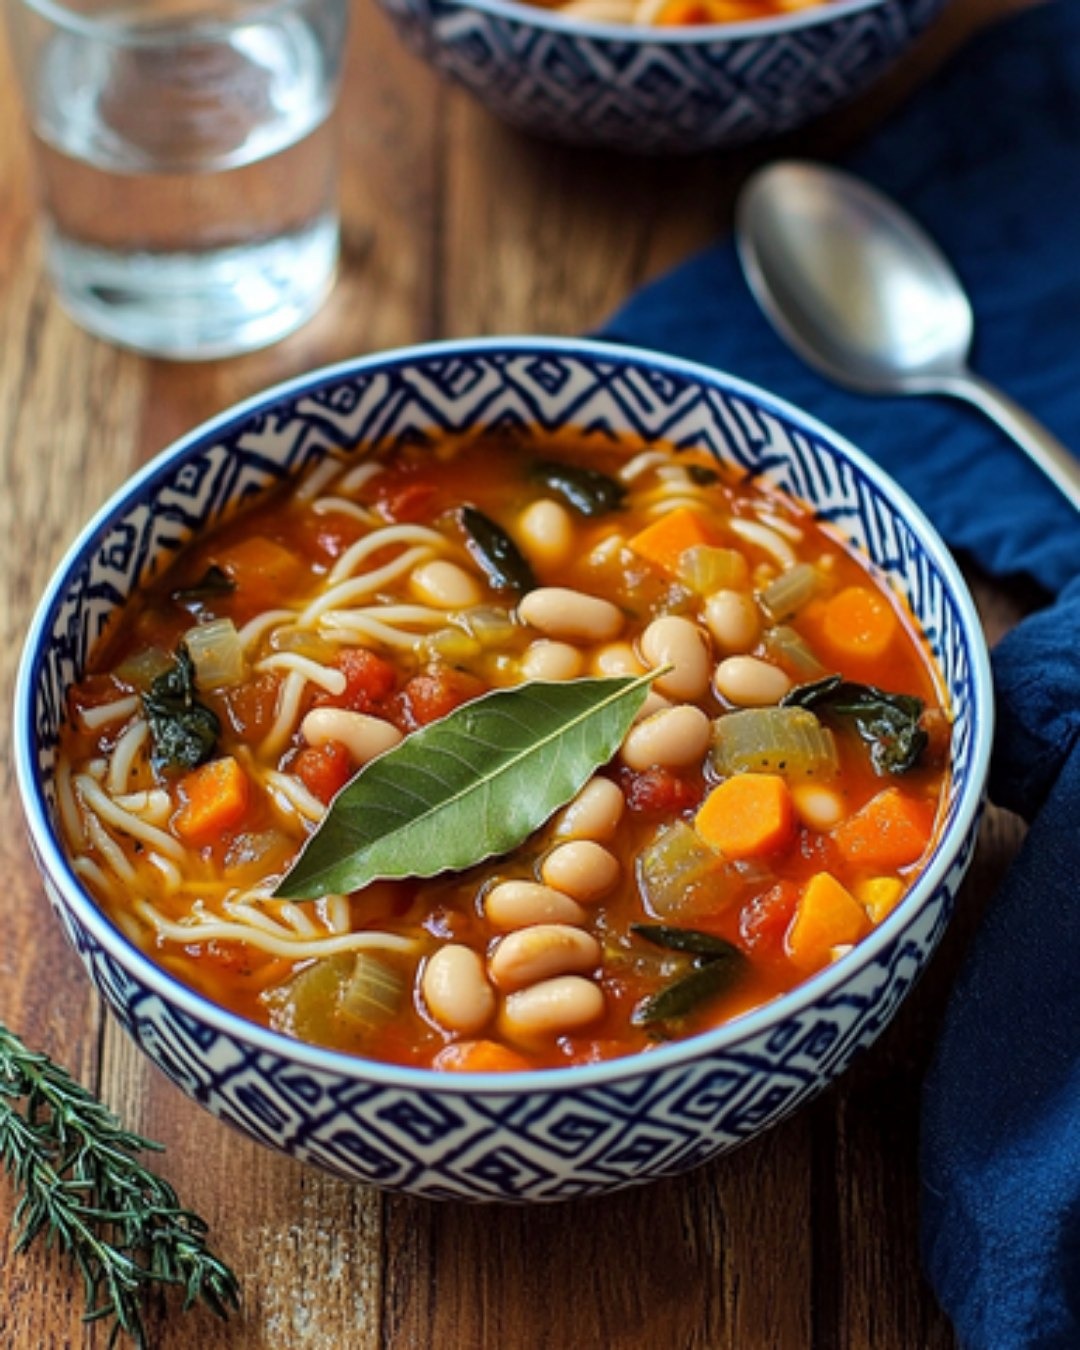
[14,334,994,1097]
[400,0,897,45]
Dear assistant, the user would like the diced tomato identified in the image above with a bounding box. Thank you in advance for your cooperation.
[394,667,485,730]
[221,671,282,743]
[621,767,703,816]
[738,882,800,958]
[316,648,398,715]
[292,740,354,805]
[378,480,440,523]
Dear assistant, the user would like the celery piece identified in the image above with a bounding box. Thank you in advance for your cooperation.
[710,706,838,781]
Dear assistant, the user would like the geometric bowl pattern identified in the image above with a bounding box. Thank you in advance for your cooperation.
[375,0,948,154]
[15,338,993,1201]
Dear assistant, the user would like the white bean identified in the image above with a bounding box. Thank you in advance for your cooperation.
[621,705,711,772]
[488,925,601,992]
[483,881,589,931]
[517,587,624,643]
[640,615,711,701]
[520,640,585,682]
[517,498,574,570]
[704,589,760,653]
[792,783,846,831]
[421,945,495,1035]
[591,642,645,677]
[633,691,672,724]
[300,707,403,765]
[554,777,625,842]
[410,559,483,609]
[501,975,605,1039]
[713,655,792,707]
[541,840,619,903]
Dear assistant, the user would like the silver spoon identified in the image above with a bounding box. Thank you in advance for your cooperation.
[735,161,1080,513]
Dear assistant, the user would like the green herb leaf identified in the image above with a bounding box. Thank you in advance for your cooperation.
[631,956,744,1027]
[0,1021,239,1347]
[142,644,220,772]
[529,460,627,516]
[630,924,742,960]
[275,674,655,900]
[171,564,236,606]
[458,506,537,594]
[782,675,928,776]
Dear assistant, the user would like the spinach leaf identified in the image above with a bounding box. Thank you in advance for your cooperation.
[630,924,741,960]
[782,675,928,775]
[529,460,627,517]
[458,506,537,594]
[170,564,236,606]
[630,924,745,1027]
[142,644,220,772]
[275,673,654,900]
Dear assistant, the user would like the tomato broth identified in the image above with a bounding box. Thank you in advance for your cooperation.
[58,429,949,1072]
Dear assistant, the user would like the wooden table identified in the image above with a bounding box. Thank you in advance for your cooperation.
[0,0,1040,1344]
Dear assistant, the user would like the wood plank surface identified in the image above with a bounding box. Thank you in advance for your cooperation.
[0,0,1038,1345]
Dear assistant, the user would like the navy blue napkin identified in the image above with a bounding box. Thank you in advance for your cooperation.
[599,3,1080,1346]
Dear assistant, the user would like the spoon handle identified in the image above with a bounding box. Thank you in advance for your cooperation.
[940,371,1080,513]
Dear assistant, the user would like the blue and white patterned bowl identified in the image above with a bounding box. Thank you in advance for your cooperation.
[374,0,948,154]
[15,338,991,1202]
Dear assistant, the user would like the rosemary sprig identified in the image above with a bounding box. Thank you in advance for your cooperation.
[0,1020,240,1347]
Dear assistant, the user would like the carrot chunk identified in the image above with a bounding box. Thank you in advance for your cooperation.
[786,872,870,971]
[856,876,906,924]
[174,756,251,844]
[432,1040,532,1073]
[820,585,899,661]
[833,788,935,870]
[695,772,795,860]
[627,507,717,575]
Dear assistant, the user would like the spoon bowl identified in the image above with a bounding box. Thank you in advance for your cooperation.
[736,161,1080,510]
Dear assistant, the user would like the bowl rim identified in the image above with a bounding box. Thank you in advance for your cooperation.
[385,0,897,46]
[15,334,993,1095]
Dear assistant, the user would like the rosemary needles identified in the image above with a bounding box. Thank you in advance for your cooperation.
[0,1021,240,1347]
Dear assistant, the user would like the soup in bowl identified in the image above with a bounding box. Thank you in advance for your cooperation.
[16,338,991,1201]
[373,0,949,154]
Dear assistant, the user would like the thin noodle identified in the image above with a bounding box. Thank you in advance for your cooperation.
[113,788,173,826]
[85,812,137,884]
[337,460,384,495]
[729,518,797,569]
[320,605,449,648]
[619,451,669,482]
[255,652,348,695]
[237,608,299,652]
[73,856,121,902]
[298,545,437,626]
[146,852,183,894]
[57,760,85,847]
[77,774,186,862]
[293,454,347,503]
[261,671,313,760]
[311,496,379,526]
[328,524,446,585]
[264,770,327,823]
[757,511,805,541]
[322,894,352,936]
[136,899,416,960]
[79,695,140,732]
[107,718,149,796]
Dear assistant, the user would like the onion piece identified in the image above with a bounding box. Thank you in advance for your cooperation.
[184,618,245,689]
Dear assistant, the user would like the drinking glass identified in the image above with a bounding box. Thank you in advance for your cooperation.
[4,0,349,359]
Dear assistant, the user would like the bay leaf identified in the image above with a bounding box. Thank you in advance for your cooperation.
[274,673,654,900]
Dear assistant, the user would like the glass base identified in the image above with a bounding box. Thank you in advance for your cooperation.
[44,216,339,361]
